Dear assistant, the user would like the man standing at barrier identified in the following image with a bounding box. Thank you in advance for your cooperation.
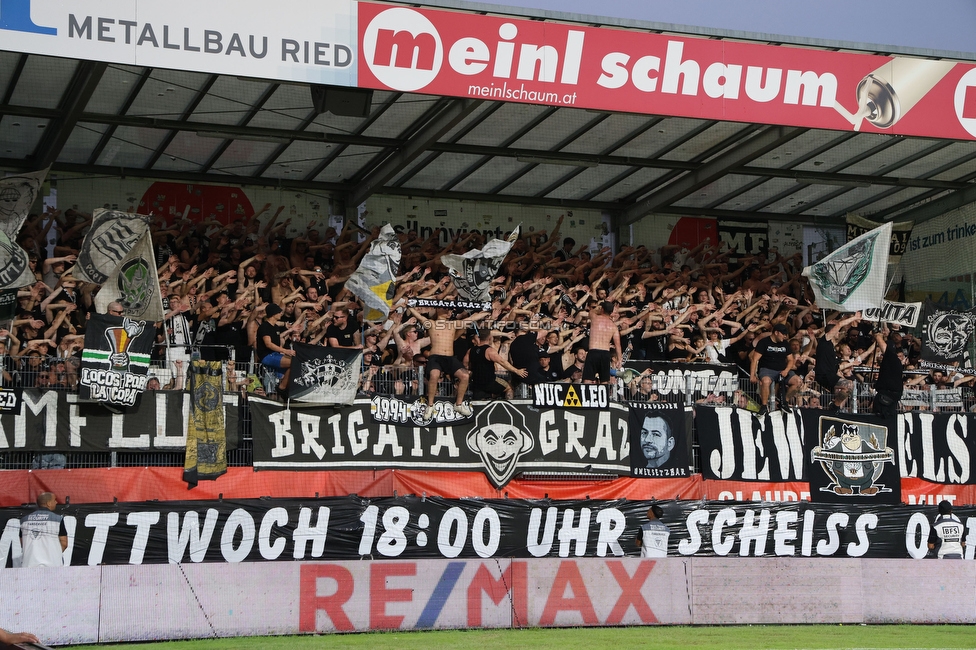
[750,324,793,413]
[928,500,966,559]
[583,301,621,384]
[635,504,670,558]
[468,328,527,400]
[414,306,483,419]
[872,327,905,419]
[20,492,67,568]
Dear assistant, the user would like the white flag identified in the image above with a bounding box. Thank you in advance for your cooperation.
[0,168,48,239]
[803,222,892,312]
[94,232,165,321]
[345,224,401,321]
[69,209,151,284]
[442,226,520,302]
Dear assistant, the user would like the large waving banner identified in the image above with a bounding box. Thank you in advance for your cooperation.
[442,228,517,302]
[0,168,47,238]
[250,397,630,486]
[70,209,151,285]
[345,223,400,321]
[803,222,891,312]
[2,497,970,567]
[92,230,165,321]
[0,388,239,452]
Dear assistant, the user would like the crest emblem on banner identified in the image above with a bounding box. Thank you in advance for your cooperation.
[809,232,875,304]
[466,401,534,488]
[117,257,156,313]
[295,354,356,393]
[105,319,145,371]
[810,419,894,496]
[924,310,976,360]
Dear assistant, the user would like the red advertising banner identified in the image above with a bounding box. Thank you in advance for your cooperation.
[357,2,976,141]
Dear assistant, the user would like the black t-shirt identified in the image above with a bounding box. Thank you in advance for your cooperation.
[875,338,904,397]
[326,322,359,348]
[256,321,284,360]
[815,336,838,382]
[510,332,544,382]
[756,337,789,372]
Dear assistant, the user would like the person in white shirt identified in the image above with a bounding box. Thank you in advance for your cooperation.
[20,492,67,568]
[636,505,670,558]
[928,500,966,559]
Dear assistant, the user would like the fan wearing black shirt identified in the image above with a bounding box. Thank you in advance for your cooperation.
[749,324,793,412]
[256,304,297,393]
[326,309,362,349]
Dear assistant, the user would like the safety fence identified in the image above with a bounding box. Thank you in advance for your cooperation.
[0,353,972,474]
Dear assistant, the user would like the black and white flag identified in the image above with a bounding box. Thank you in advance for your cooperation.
[919,299,976,371]
[803,222,891,312]
[0,168,47,238]
[0,229,36,289]
[289,343,361,404]
[442,226,518,302]
[69,209,151,285]
[345,223,400,321]
[93,231,164,321]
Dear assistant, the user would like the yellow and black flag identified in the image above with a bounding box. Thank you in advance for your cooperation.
[184,360,227,488]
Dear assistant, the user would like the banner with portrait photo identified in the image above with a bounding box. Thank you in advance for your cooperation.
[629,403,693,478]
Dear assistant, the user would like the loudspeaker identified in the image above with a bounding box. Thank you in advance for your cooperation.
[310,85,373,118]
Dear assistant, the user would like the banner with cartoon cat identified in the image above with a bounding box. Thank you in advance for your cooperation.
[806,412,901,504]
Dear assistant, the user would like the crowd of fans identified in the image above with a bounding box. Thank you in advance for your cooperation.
[3,206,972,413]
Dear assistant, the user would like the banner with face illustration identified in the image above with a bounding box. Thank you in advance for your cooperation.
[250,397,630,488]
[345,223,400,321]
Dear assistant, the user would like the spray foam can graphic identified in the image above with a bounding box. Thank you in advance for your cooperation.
[835,58,955,131]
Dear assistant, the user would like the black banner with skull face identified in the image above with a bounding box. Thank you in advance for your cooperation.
[250,397,630,487]
[919,299,976,372]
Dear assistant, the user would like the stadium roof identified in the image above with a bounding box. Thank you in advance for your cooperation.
[2,49,976,227]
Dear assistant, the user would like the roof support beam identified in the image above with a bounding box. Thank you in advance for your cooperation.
[885,183,976,225]
[620,125,804,226]
[32,61,107,169]
[346,98,481,208]
[87,67,153,166]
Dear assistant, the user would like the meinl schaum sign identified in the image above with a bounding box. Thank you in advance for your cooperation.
[2,497,970,567]
[358,2,976,141]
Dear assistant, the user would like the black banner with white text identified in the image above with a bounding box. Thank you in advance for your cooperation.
[0,388,239,452]
[250,397,629,487]
[3,498,971,567]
